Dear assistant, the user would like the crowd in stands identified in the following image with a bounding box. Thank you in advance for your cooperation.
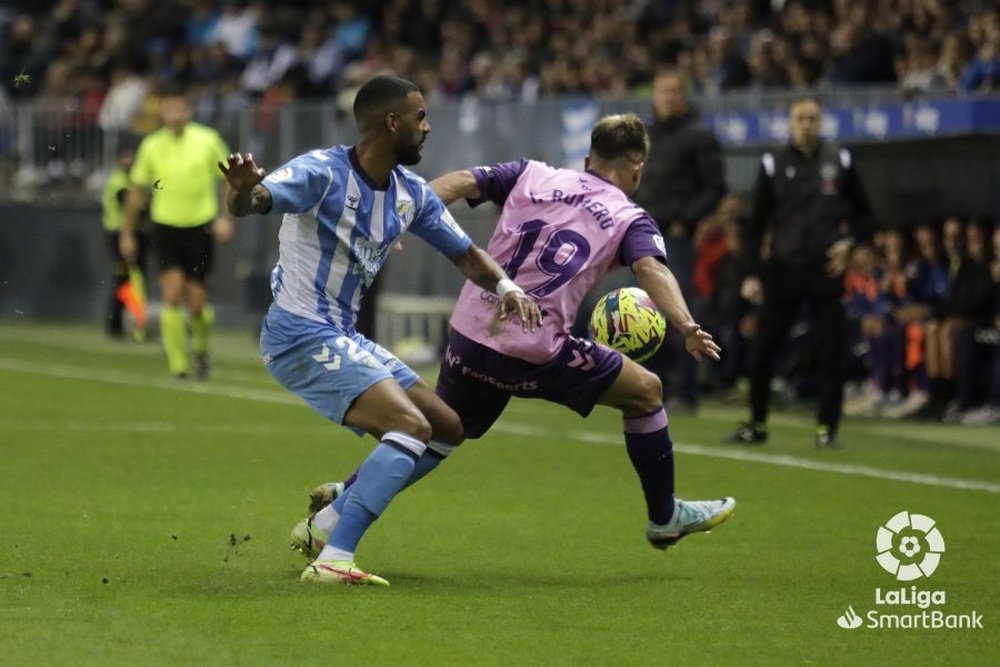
[694,201,1000,425]
[3,0,1000,423]
[3,0,1000,117]
[840,217,1000,424]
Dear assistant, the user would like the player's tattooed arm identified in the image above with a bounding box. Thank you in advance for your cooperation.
[219,153,272,216]
[430,170,480,206]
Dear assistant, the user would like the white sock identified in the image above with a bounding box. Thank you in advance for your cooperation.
[312,505,339,535]
[317,545,353,562]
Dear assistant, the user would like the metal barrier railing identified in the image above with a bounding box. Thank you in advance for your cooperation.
[375,293,456,357]
[0,86,977,203]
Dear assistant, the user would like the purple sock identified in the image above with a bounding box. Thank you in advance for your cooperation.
[623,408,675,525]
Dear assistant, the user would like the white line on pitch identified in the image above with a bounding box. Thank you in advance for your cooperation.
[4,357,998,495]
[0,357,298,406]
[493,424,1000,495]
[0,418,327,435]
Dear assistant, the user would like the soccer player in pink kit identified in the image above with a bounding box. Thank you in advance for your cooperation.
[433,113,734,548]
[298,114,734,558]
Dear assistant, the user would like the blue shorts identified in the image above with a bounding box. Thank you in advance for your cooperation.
[260,306,419,428]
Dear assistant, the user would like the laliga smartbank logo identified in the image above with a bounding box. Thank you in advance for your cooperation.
[875,510,945,580]
[836,511,983,631]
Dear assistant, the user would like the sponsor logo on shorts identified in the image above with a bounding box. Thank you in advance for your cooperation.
[460,365,537,392]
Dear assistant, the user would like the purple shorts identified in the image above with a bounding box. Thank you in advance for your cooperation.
[436,330,623,439]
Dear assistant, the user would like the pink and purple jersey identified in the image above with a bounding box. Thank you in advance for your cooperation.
[449,159,666,364]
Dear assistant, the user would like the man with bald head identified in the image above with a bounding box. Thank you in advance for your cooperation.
[725,97,873,449]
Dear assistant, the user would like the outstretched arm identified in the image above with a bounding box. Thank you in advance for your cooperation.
[218,152,272,216]
[430,170,480,206]
[450,245,542,332]
[431,161,527,208]
[632,256,721,361]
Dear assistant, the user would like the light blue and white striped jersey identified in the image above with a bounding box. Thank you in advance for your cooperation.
[262,145,472,331]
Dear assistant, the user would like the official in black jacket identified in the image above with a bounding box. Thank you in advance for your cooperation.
[633,69,727,412]
[726,96,873,448]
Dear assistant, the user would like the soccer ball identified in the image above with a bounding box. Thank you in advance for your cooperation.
[590,287,667,362]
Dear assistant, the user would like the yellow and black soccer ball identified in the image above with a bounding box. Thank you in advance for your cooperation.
[590,287,667,363]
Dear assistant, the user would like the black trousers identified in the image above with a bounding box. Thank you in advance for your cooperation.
[749,262,846,431]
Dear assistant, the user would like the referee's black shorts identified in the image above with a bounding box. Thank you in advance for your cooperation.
[150,221,213,281]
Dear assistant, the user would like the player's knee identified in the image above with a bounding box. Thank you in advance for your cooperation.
[636,369,663,413]
[435,412,464,446]
[388,409,433,443]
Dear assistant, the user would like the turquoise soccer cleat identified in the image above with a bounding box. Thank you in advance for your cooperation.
[646,497,736,550]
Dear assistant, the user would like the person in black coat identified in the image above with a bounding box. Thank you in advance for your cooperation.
[949,220,995,417]
[633,69,727,413]
[726,96,874,448]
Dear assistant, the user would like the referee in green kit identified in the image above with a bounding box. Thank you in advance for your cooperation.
[120,86,232,379]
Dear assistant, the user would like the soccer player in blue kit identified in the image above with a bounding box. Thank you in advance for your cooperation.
[219,75,541,586]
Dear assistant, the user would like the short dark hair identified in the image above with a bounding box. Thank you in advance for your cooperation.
[590,113,650,162]
[353,75,419,130]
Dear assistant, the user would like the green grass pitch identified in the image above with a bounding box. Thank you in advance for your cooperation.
[1,322,998,665]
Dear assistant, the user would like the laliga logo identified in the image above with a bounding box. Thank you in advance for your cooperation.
[875,511,945,581]
[835,513,981,631]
